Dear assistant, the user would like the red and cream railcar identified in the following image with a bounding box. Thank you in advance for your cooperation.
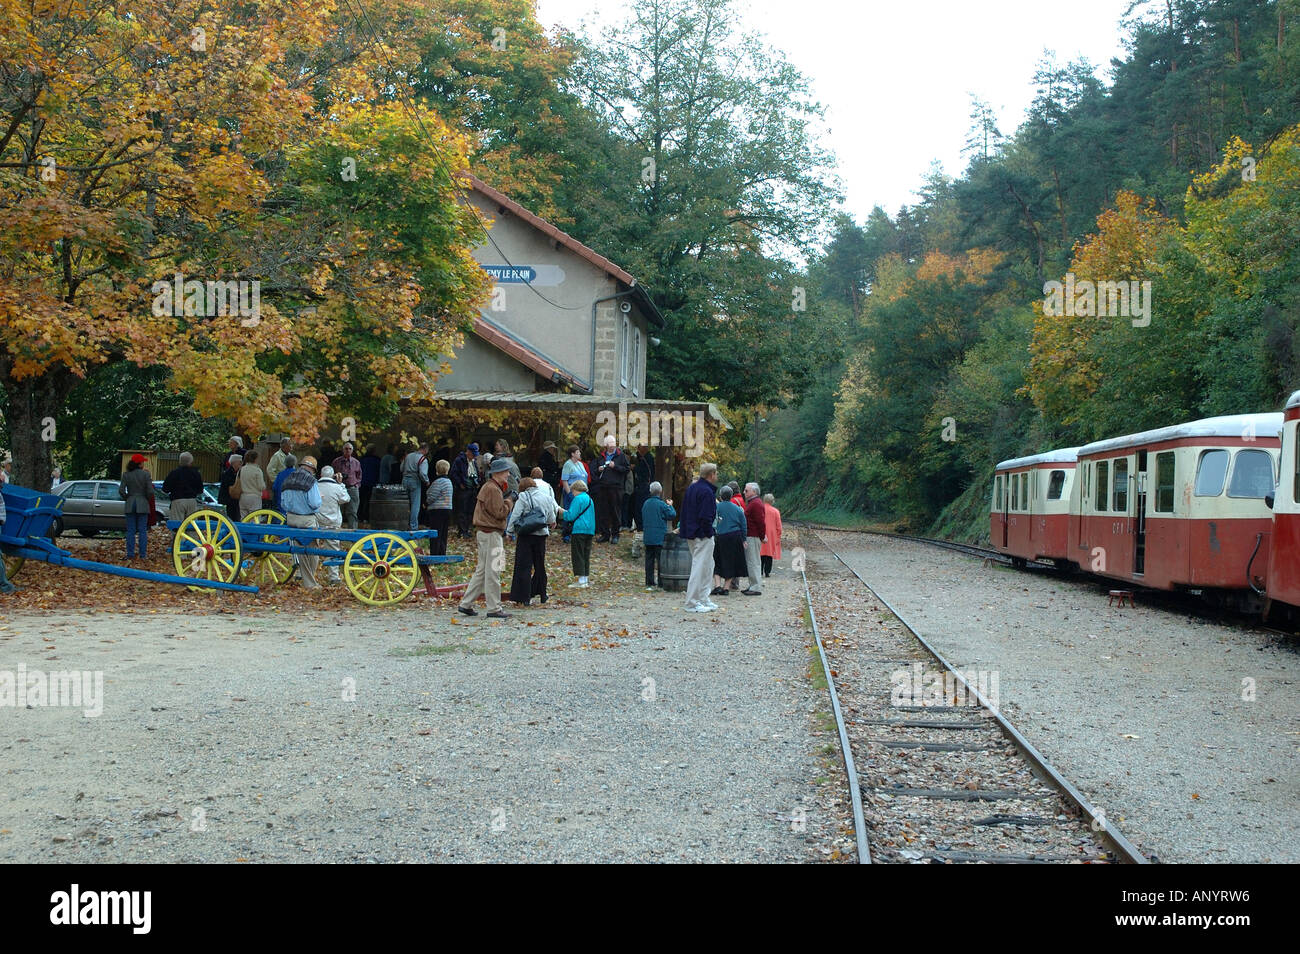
[1071,413,1281,601]
[990,448,1080,567]
[1265,392,1300,614]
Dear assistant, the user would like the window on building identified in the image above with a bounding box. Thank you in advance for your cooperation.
[620,316,630,388]
[1113,458,1129,513]
[1047,470,1066,500]
[632,328,641,396]
[1095,461,1109,511]
[1227,449,1275,499]
[1194,449,1229,496]
[1155,452,1175,512]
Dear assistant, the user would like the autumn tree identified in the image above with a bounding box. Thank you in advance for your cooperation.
[0,0,491,489]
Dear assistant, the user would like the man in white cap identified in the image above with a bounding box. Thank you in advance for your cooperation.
[316,465,351,583]
[458,457,513,619]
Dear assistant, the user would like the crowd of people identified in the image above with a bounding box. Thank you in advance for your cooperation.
[6,434,785,613]
[454,453,783,619]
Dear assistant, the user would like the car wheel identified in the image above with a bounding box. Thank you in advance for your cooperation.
[48,517,63,539]
[77,528,100,538]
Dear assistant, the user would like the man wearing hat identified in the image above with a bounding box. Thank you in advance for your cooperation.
[280,456,323,589]
[450,442,481,539]
[315,465,352,583]
[458,456,513,619]
[538,441,561,502]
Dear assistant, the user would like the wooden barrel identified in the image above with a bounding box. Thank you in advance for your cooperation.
[658,531,691,591]
[369,484,410,530]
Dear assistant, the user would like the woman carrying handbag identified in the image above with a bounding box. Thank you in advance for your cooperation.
[506,476,559,605]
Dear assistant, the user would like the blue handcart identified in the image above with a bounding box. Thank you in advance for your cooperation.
[0,485,257,593]
[167,507,463,605]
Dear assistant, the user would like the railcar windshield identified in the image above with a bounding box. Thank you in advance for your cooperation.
[1195,449,1229,496]
[1227,449,1275,498]
[1047,470,1066,500]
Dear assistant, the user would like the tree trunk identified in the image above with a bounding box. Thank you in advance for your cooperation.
[4,367,75,491]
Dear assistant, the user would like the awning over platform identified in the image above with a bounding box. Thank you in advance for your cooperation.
[429,390,731,429]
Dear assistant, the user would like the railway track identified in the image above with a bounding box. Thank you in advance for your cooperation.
[800,528,1149,864]
[801,523,1052,568]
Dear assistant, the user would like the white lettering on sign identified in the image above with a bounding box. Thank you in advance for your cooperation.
[482,264,566,287]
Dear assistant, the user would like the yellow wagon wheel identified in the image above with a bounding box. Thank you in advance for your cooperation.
[343,532,419,606]
[3,551,24,581]
[238,510,295,588]
[172,510,242,589]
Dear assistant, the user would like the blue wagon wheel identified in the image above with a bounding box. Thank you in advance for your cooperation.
[172,510,242,589]
[343,532,419,606]
[238,510,295,588]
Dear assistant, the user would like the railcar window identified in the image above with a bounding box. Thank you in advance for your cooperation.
[1194,449,1229,496]
[1021,473,1029,510]
[1095,461,1109,511]
[1155,452,1175,512]
[1082,463,1090,508]
[1047,470,1066,500]
[1011,474,1019,510]
[994,475,1002,510]
[1227,449,1275,499]
[1113,458,1129,512]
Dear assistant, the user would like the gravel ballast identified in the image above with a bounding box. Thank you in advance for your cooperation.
[812,529,1300,863]
[0,539,838,863]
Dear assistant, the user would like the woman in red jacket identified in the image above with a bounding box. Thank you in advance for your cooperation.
[760,493,783,577]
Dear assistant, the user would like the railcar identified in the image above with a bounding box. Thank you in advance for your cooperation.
[1071,413,1281,607]
[1264,391,1300,618]
[990,448,1080,568]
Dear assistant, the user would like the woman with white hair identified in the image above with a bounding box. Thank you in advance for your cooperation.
[640,481,676,590]
[162,452,205,524]
[506,475,559,605]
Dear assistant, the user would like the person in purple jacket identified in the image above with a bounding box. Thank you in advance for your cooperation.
[678,462,720,613]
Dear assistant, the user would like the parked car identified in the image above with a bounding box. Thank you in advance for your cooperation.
[47,479,220,538]
[154,480,222,510]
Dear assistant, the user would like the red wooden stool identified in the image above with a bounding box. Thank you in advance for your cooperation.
[1107,589,1135,608]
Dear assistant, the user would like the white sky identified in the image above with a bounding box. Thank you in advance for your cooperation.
[536,0,1138,222]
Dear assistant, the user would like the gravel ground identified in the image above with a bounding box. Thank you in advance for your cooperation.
[812,529,1300,863]
[0,537,838,863]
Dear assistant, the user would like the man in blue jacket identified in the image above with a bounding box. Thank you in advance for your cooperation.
[678,462,719,612]
[640,481,677,591]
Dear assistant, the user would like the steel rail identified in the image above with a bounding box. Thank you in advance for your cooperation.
[801,565,871,864]
[801,523,1054,567]
[812,529,1150,865]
